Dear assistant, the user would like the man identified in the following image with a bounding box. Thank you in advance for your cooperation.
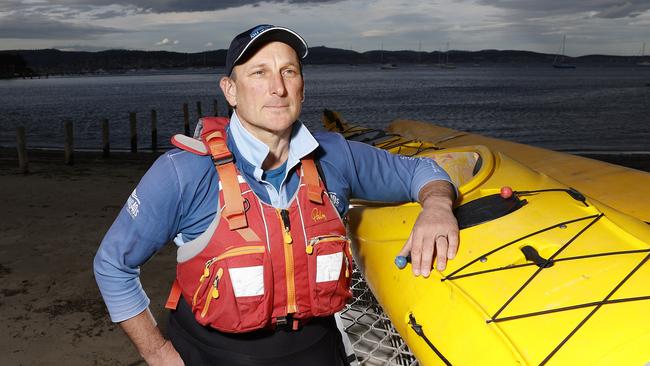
[94,24,459,365]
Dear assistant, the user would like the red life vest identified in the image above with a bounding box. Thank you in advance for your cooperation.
[165,117,352,333]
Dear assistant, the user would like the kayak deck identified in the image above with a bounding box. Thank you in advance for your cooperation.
[324,110,650,365]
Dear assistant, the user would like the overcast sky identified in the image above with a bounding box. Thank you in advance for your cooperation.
[1,0,649,56]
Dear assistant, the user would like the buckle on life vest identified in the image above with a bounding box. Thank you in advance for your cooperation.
[212,152,233,166]
[274,315,302,331]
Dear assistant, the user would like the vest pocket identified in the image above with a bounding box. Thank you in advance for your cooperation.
[306,235,353,316]
[191,245,273,332]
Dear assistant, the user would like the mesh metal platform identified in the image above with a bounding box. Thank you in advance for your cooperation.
[340,264,419,366]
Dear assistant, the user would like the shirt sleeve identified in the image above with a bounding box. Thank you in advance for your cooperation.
[343,139,455,202]
[93,153,183,322]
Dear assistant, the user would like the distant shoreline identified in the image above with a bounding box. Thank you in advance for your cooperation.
[2,147,648,173]
[3,47,650,78]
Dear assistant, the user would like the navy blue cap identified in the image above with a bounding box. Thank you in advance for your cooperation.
[225,24,308,76]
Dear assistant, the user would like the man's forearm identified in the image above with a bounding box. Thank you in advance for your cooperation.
[418,180,455,208]
[119,308,170,361]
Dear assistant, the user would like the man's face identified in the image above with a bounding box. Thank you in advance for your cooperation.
[220,41,304,138]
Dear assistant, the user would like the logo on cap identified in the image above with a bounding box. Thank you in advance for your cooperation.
[249,24,274,38]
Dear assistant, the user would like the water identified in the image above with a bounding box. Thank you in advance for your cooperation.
[1,65,649,152]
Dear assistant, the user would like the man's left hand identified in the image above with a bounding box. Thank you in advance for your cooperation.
[397,180,459,277]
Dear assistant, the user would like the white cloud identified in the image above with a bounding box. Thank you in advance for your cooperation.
[155,37,170,45]
[173,39,179,44]
[204,41,213,47]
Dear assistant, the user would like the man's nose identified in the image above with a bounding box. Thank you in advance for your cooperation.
[269,71,287,96]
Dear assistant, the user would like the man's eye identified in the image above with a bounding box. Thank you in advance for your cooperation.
[252,70,264,76]
[283,69,297,76]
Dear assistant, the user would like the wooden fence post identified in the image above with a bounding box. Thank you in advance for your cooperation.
[16,126,28,173]
[102,119,110,158]
[213,99,218,116]
[129,112,137,153]
[196,101,202,119]
[183,103,190,136]
[64,119,73,165]
[151,109,158,152]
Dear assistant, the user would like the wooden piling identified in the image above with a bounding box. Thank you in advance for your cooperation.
[102,119,110,158]
[213,99,218,116]
[151,109,158,152]
[129,112,137,153]
[16,126,28,173]
[183,103,190,136]
[64,119,73,165]
[196,101,202,119]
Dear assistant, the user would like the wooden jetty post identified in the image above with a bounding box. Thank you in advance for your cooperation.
[213,99,218,116]
[196,101,203,118]
[129,112,137,153]
[151,109,158,152]
[183,103,190,136]
[102,119,110,158]
[16,126,28,173]
[64,119,74,165]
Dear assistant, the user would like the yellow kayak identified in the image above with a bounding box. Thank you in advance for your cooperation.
[323,111,650,365]
[388,118,650,223]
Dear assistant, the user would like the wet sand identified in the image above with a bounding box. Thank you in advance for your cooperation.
[0,149,171,366]
[0,147,649,366]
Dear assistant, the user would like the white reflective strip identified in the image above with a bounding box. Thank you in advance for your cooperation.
[316,252,343,283]
[229,266,264,297]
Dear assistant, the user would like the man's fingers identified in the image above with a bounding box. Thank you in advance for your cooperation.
[398,234,413,257]
[447,230,459,260]
[420,236,434,277]
[410,234,423,276]
[435,235,449,271]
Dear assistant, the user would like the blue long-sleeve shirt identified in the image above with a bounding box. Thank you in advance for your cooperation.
[94,112,453,322]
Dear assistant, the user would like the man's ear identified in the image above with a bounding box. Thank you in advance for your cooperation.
[219,76,237,108]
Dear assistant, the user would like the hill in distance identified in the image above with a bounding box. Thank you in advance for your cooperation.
[1,46,647,77]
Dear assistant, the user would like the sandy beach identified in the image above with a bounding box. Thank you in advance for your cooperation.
[0,149,172,366]
[1,147,649,366]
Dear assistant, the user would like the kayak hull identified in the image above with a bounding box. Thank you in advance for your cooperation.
[349,148,650,365]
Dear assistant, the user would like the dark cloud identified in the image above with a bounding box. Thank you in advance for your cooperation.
[1,0,341,14]
[475,0,650,19]
[0,14,125,39]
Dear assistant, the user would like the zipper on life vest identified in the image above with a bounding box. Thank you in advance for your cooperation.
[277,208,297,314]
[192,246,265,306]
[200,267,223,318]
[305,235,350,255]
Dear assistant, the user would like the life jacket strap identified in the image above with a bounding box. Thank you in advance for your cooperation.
[301,157,323,204]
[205,131,248,231]
[165,279,182,310]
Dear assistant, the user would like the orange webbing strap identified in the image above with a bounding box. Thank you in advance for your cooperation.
[237,227,261,242]
[301,157,323,204]
[165,280,182,310]
[205,132,248,231]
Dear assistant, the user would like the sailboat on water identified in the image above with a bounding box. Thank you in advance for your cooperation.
[379,41,398,70]
[552,35,576,69]
[438,42,456,69]
[637,42,650,67]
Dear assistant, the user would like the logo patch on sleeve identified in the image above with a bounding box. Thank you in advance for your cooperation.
[127,189,141,218]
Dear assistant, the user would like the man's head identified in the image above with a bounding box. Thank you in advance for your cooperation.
[224,24,308,77]
[220,25,308,138]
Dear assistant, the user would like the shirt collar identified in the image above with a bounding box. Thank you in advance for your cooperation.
[228,111,319,181]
